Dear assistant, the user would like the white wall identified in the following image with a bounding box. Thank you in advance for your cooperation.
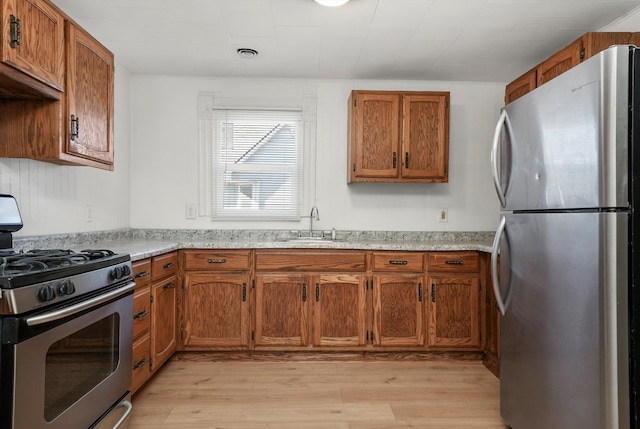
[0,63,132,237]
[130,76,504,232]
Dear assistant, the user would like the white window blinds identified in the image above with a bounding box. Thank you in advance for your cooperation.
[211,108,303,219]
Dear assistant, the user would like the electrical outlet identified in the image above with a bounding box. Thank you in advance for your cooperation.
[185,204,197,219]
[438,208,448,223]
[86,205,93,222]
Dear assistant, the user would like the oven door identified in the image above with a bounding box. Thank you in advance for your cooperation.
[12,283,134,429]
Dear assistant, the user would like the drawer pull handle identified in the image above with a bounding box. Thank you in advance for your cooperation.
[133,358,148,370]
[163,262,174,269]
[133,310,148,319]
[135,270,149,278]
[207,258,227,264]
[163,282,174,289]
[445,260,464,265]
[389,260,408,265]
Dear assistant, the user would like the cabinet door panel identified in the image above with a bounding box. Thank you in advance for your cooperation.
[183,273,250,348]
[350,92,400,179]
[255,274,309,347]
[402,93,449,181]
[151,275,177,369]
[2,0,64,89]
[427,274,480,349]
[536,40,582,86]
[64,22,114,168]
[312,274,366,347]
[373,274,424,346]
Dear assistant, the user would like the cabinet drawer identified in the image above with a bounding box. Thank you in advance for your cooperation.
[255,250,366,271]
[427,252,479,272]
[132,259,152,288]
[372,252,425,272]
[131,333,151,393]
[133,286,151,340]
[182,250,251,271]
[151,251,178,281]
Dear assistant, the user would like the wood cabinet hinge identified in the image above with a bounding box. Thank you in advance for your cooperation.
[180,328,185,341]
[354,98,357,107]
[445,98,449,109]
[580,47,585,60]
[252,279,255,289]
[149,357,153,367]
[251,330,255,341]
[242,283,247,302]
[150,295,154,303]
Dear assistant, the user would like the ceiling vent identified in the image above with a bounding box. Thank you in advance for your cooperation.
[236,48,259,59]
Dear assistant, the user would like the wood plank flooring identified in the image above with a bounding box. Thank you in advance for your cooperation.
[130,354,506,429]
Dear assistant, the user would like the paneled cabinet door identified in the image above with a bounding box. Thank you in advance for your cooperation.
[1,0,64,89]
[427,274,480,349]
[64,21,114,169]
[536,40,583,87]
[350,91,400,179]
[254,274,309,347]
[372,274,425,347]
[401,93,449,181]
[311,274,367,347]
[150,275,177,370]
[182,273,251,349]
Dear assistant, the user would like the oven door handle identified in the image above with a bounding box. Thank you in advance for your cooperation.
[113,399,133,429]
[26,282,136,326]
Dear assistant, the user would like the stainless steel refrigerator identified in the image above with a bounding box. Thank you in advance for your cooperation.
[490,45,640,429]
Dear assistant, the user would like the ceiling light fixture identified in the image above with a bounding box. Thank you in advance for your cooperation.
[314,0,350,6]
[236,48,259,59]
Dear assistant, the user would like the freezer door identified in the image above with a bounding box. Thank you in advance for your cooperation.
[496,212,629,429]
[491,46,630,211]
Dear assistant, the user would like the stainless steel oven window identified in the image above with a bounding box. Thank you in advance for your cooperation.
[44,313,120,422]
[12,291,133,429]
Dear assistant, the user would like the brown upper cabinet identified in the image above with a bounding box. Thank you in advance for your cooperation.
[63,21,114,168]
[0,0,64,97]
[0,0,114,170]
[505,32,640,104]
[348,90,450,183]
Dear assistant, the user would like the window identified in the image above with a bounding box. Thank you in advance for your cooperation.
[211,109,302,219]
[198,93,317,222]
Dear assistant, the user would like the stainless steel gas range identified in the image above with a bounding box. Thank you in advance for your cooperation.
[0,194,134,429]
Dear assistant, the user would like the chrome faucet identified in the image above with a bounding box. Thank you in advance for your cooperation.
[309,205,319,238]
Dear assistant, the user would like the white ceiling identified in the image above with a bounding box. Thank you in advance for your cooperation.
[51,0,640,82]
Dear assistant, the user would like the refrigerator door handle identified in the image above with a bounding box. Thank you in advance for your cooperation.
[490,109,513,208]
[491,216,513,315]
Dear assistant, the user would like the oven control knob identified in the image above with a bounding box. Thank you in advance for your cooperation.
[123,265,131,276]
[110,265,124,280]
[57,280,76,296]
[37,285,56,302]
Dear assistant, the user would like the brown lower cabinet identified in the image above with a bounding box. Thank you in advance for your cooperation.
[134,248,492,394]
[130,251,178,394]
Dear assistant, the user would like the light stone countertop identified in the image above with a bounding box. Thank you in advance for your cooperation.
[79,237,494,262]
[12,229,495,261]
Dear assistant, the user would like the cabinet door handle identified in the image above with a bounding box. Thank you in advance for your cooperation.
[70,115,79,141]
[418,283,423,302]
[207,258,226,264]
[9,15,21,48]
[302,283,307,302]
[163,262,174,269]
[135,270,149,278]
[133,309,148,319]
[405,152,409,168]
[392,152,397,168]
[431,284,436,302]
[389,260,408,265]
[316,283,320,302]
[242,283,247,302]
[445,260,464,265]
[133,358,148,370]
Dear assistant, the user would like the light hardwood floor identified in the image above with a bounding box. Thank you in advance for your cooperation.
[130,354,506,429]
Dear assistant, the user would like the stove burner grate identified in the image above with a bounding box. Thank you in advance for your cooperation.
[0,249,119,276]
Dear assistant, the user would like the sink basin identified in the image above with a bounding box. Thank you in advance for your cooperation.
[277,237,341,244]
